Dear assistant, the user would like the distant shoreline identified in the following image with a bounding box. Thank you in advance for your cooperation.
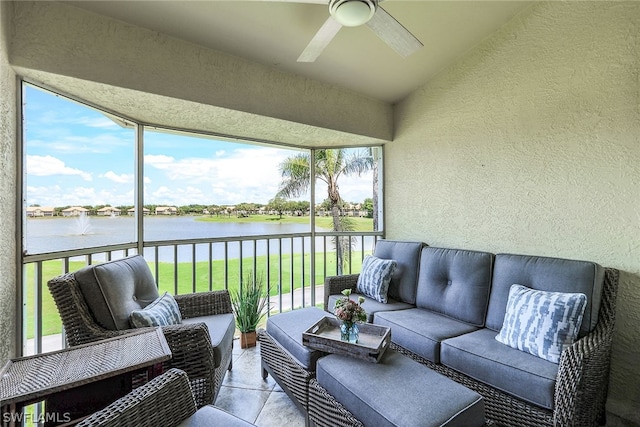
[27,214,375,232]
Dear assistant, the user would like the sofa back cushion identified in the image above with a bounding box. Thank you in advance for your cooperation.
[75,255,160,330]
[372,240,424,304]
[486,254,604,337]
[415,247,494,326]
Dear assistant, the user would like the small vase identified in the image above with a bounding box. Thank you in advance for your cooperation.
[340,321,359,344]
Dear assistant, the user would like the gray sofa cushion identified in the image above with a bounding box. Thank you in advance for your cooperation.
[373,240,424,304]
[374,308,478,363]
[182,313,235,368]
[75,255,160,330]
[327,293,413,322]
[415,247,494,326]
[265,307,328,371]
[441,328,559,410]
[317,351,485,427]
[486,254,604,337]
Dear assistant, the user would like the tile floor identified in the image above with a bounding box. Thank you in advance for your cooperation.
[215,339,306,426]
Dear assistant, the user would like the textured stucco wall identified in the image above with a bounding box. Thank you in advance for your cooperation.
[389,1,640,422]
[0,0,17,363]
[8,1,392,146]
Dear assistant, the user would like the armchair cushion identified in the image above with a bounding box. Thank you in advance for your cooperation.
[182,313,235,368]
[356,255,397,303]
[75,255,160,330]
[178,405,255,426]
[130,292,182,328]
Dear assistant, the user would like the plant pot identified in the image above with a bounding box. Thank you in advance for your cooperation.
[240,331,257,349]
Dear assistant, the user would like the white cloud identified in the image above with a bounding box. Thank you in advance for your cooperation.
[26,155,92,181]
[144,148,290,204]
[26,184,133,207]
[142,148,374,206]
[150,185,208,205]
[26,148,374,208]
[73,116,120,129]
[28,133,130,154]
[102,171,134,184]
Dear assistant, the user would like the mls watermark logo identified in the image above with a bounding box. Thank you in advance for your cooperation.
[2,412,72,424]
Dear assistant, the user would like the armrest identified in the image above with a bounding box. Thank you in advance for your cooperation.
[323,274,359,312]
[174,290,233,319]
[77,368,197,427]
[553,267,619,426]
[161,323,217,408]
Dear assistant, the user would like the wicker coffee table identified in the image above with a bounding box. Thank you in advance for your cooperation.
[0,328,171,426]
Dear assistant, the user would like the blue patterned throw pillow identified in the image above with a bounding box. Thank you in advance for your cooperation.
[495,284,587,363]
[356,255,397,303]
[130,292,182,328]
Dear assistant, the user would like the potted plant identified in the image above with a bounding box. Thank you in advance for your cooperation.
[231,272,269,348]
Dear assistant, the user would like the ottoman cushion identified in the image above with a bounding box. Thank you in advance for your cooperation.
[316,351,485,427]
[266,307,328,371]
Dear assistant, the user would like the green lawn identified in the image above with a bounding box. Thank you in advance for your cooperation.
[24,250,370,339]
[197,214,374,232]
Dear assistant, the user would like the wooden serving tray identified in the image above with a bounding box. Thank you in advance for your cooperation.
[302,316,391,363]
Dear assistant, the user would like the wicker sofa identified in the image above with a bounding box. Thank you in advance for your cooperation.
[48,255,235,407]
[324,240,619,427]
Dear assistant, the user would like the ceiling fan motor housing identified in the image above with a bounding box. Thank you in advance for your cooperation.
[329,0,378,27]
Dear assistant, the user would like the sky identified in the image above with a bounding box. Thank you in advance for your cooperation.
[24,84,374,208]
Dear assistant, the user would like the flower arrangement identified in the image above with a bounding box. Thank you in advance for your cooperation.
[334,289,367,324]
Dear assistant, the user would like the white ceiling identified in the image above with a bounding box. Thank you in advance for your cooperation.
[66,1,532,104]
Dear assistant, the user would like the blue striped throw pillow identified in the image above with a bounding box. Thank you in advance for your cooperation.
[130,292,182,328]
[495,284,587,363]
[356,255,397,303]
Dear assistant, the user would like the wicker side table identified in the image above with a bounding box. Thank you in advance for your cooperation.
[0,328,171,426]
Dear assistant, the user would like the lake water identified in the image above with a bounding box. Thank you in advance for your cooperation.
[25,216,375,262]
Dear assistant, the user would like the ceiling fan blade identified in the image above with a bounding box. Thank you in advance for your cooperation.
[297,17,343,63]
[366,6,423,58]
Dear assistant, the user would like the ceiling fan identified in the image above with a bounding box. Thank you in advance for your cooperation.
[285,0,423,62]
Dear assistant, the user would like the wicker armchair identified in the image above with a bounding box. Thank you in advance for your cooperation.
[77,368,254,427]
[48,256,234,408]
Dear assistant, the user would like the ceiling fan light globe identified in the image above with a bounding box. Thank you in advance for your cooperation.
[329,0,376,27]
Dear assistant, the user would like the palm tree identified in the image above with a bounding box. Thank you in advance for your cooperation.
[277,149,373,274]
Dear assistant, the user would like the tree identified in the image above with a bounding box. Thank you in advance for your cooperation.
[363,198,374,218]
[277,149,373,274]
[268,196,288,219]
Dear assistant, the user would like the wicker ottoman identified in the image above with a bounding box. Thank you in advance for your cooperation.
[308,350,486,427]
[259,307,329,414]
